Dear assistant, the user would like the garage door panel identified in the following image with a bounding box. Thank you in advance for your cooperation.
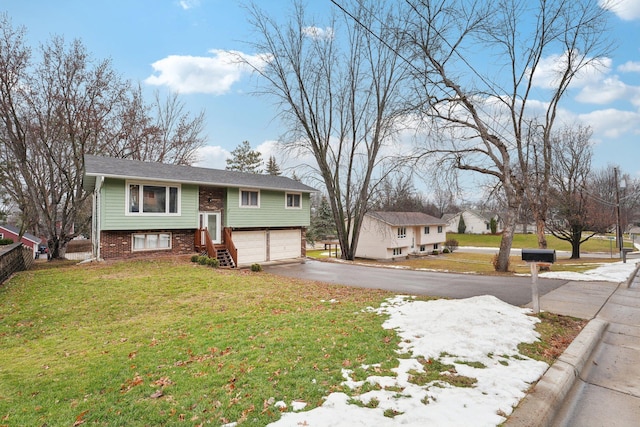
[270,230,301,260]
[233,231,266,264]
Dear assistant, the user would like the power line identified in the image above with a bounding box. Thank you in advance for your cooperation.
[328,0,518,144]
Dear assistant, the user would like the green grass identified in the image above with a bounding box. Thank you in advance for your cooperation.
[0,258,398,426]
[447,233,632,252]
[384,252,619,275]
[0,256,587,425]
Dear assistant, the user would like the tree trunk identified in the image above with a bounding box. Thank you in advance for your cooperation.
[535,218,547,249]
[497,220,515,271]
[570,227,581,259]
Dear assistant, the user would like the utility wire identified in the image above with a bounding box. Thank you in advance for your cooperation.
[328,0,517,143]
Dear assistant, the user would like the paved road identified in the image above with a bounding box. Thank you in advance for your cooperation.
[265,260,568,306]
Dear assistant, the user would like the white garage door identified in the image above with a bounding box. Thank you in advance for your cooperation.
[233,231,267,265]
[270,229,301,260]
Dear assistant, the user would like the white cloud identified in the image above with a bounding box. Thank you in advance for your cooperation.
[530,53,612,89]
[618,60,640,73]
[302,26,334,40]
[178,0,200,10]
[599,0,640,20]
[193,145,229,169]
[578,108,640,139]
[145,50,270,95]
[575,76,636,104]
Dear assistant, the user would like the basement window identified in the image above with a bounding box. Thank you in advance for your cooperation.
[132,233,171,251]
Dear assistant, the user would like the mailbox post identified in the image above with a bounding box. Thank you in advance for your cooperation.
[521,249,556,314]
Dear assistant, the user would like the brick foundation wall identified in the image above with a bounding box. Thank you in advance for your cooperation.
[100,230,195,260]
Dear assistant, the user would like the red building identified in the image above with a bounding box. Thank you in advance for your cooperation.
[0,224,42,258]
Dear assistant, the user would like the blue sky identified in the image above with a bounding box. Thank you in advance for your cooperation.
[3,0,640,187]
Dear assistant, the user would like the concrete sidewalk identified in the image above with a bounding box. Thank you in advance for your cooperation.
[507,264,640,426]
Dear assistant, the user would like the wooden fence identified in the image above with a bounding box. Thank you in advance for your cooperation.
[0,243,34,284]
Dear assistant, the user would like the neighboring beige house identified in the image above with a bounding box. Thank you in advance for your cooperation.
[355,211,447,260]
[443,210,503,234]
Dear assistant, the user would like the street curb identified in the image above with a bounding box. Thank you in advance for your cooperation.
[626,262,640,288]
[505,318,608,427]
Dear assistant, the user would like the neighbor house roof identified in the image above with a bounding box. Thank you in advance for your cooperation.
[367,211,446,226]
[83,155,317,193]
[0,224,41,244]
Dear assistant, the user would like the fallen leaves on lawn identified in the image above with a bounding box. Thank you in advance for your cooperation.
[120,373,143,393]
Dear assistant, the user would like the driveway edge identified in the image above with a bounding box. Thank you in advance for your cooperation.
[505,318,608,427]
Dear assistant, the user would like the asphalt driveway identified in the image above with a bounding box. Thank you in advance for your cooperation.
[264,260,569,306]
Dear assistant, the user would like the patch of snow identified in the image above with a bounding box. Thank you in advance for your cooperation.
[539,261,638,282]
[268,295,548,426]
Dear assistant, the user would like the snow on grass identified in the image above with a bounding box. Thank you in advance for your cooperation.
[539,260,638,282]
[268,295,548,426]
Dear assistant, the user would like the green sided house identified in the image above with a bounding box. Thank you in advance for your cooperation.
[83,155,316,267]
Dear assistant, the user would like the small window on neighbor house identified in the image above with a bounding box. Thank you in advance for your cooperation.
[240,189,260,207]
[437,226,443,233]
[424,226,430,234]
[397,227,407,238]
[286,193,301,208]
[132,233,171,251]
[420,245,426,252]
[433,243,439,250]
[393,247,402,256]
[486,223,490,230]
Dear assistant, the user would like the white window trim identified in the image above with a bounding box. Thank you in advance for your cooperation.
[397,227,407,238]
[424,226,430,234]
[239,188,260,208]
[437,226,443,233]
[131,232,172,252]
[392,247,403,256]
[125,180,181,216]
[285,192,302,209]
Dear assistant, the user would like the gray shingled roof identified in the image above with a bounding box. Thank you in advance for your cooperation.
[367,211,446,226]
[0,224,41,244]
[83,155,317,193]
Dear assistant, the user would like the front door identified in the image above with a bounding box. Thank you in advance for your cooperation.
[199,212,221,244]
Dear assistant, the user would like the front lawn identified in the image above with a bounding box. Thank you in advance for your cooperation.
[0,257,584,426]
[0,258,398,426]
[448,233,632,253]
[385,252,619,275]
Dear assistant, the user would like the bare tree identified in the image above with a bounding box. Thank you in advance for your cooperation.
[399,0,612,270]
[108,87,205,165]
[0,15,206,258]
[242,0,409,259]
[546,125,609,258]
[370,172,426,212]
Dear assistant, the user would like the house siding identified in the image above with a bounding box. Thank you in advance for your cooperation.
[100,229,195,259]
[100,178,198,230]
[355,215,447,260]
[225,188,310,228]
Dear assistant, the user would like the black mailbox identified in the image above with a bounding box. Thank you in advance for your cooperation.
[521,248,556,263]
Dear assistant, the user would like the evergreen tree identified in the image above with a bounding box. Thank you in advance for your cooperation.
[490,217,498,234]
[309,196,336,242]
[457,215,466,234]
[266,155,281,175]
[226,141,263,173]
